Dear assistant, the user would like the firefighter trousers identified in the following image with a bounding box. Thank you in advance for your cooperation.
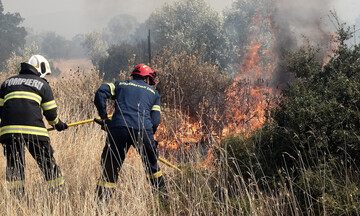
[1,135,65,197]
[96,127,165,202]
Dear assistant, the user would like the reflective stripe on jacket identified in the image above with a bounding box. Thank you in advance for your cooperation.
[0,65,59,141]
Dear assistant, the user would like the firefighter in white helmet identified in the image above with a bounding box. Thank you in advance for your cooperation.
[0,54,68,198]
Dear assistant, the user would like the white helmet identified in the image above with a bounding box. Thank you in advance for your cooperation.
[27,55,51,78]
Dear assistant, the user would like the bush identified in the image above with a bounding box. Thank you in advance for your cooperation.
[253,23,360,175]
[98,43,147,81]
[222,21,360,215]
[295,164,360,215]
[219,134,256,180]
[153,49,232,119]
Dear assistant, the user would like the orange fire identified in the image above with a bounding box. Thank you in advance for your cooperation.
[222,35,276,136]
[156,41,276,147]
[156,12,279,167]
[156,112,208,149]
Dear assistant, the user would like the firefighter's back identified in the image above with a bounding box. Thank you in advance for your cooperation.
[110,79,159,130]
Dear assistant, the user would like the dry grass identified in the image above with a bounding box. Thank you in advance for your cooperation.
[0,63,343,216]
[51,58,93,77]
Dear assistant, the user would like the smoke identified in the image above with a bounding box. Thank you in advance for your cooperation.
[268,0,338,85]
[274,0,336,48]
[81,0,178,25]
[80,0,233,35]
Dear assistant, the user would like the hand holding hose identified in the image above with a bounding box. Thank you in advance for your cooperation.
[54,119,68,131]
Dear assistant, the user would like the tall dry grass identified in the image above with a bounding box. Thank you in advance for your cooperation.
[0,63,354,216]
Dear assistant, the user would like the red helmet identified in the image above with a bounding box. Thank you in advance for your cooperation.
[131,64,157,85]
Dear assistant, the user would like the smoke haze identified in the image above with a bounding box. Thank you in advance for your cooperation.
[1,0,232,39]
[3,0,357,40]
[272,0,339,52]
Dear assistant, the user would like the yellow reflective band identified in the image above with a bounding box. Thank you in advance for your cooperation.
[97,180,116,188]
[48,116,59,125]
[107,83,115,96]
[47,176,65,188]
[0,125,49,137]
[7,180,25,189]
[33,56,40,68]
[152,105,161,112]
[4,91,41,105]
[149,170,162,179]
[41,100,57,111]
[118,82,155,95]
[0,98,4,107]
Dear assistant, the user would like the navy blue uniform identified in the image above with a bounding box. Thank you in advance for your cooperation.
[94,79,164,202]
[94,79,161,130]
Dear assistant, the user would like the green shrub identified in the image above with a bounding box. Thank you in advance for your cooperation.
[295,164,360,215]
[219,134,256,179]
[256,23,360,174]
[222,21,360,215]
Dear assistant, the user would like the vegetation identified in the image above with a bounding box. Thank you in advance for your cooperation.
[147,0,230,69]
[0,0,359,215]
[39,32,86,59]
[153,49,232,117]
[103,14,139,45]
[0,22,358,215]
[0,0,26,71]
[98,43,146,80]
[222,21,360,215]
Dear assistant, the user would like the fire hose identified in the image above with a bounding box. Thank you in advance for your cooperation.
[47,115,182,172]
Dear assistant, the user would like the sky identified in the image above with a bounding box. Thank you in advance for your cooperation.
[2,0,360,40]
[1,0,233,39]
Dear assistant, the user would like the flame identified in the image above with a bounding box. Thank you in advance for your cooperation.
[156,113,203,150]
[219,11,281,137]
[236,42,262,82]
[156,12,280,166]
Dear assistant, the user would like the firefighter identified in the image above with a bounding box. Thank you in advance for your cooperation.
[0,55,68,198]
[94,63,165,203]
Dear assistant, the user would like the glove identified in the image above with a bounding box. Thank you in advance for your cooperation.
[54,119,68,131]
[94,117,111,131]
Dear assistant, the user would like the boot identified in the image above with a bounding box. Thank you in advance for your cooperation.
[95,185,115,206]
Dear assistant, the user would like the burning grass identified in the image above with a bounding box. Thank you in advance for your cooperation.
[0,67,288,215]
[0,39,358,214]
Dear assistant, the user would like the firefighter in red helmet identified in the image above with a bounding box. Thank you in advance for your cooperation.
[94,63,165,203]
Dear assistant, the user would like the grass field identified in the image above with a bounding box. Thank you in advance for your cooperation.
[0,62,350,216]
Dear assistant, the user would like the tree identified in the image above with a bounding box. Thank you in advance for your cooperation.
[99,42,146,81]
[223,0,260,52]
[0,0,27,70]
[40,32,69,59]
[251,22,360,212]
[26,31,87,60]
[147,0,230,69]
[82,31,109,70]
[266,24,360,169]
[103,14,139,45]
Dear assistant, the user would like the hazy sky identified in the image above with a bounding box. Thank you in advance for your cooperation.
[2,0,233,39]
[2,0,360,39]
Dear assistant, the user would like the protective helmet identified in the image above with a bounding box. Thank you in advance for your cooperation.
[27,55,51,78]
[131,64,156,85]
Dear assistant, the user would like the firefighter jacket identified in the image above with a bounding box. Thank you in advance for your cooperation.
[0,63,60,142]
[94,79,161,131]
